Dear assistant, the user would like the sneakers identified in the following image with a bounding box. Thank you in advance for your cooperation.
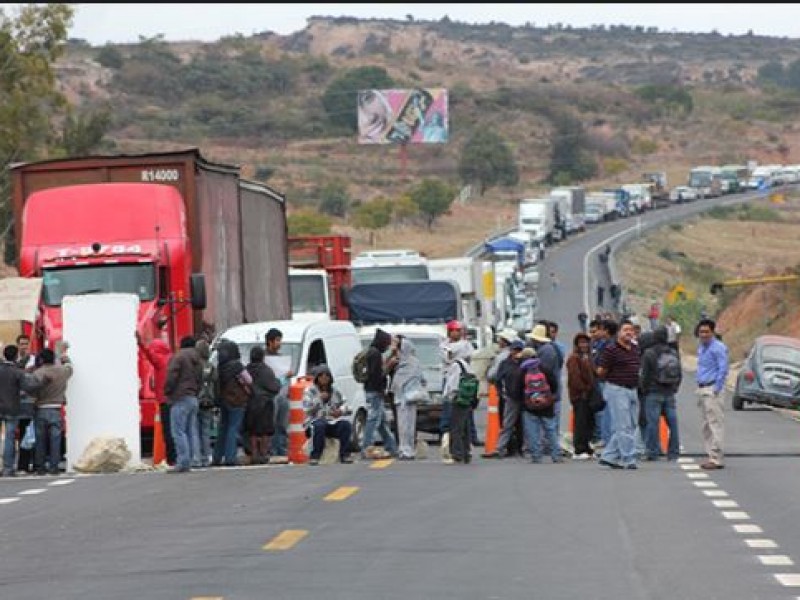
[625,463,638,470]
[700,461,724,470]
[573,453,591,461]
[442,457,456,465]
[308,458,320,466]
[339,456,354,464]
[482,451,501,459]
[598,458,623,470]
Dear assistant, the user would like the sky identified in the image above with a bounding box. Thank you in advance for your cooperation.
[2,4,800,45]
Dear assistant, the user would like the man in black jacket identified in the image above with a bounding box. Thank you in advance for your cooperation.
[0,345,41,476]
[361,328,398,459]
[640,326,682,461]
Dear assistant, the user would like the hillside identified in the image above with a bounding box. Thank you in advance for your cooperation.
[53,17,800,255]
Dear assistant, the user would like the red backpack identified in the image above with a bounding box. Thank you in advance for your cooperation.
[523,367,554,412]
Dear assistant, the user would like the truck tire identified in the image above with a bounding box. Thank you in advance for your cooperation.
[351,409,367,452]
[732,394,744,411]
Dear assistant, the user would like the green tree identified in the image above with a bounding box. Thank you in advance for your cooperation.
[547,113,597,184]
[318,180,350,218]
[322,66,394,131]
[352,199,392,244]
[60,107,113,156]
[409,179,454,230]
[457,129,519,196]
[757,60,785,88]
[0,3,74,263]
[95,44,123,69]
[288,210,332,235]
[392,194,419,226]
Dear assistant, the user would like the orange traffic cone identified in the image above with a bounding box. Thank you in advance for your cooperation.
[659,415,669,454]
[288,380,311,464]
[481,384,501,457]
[152,404,166,466]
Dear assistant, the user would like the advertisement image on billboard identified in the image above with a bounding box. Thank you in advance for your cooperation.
[357,88,448,145]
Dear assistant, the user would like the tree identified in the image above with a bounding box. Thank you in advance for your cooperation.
[95,44,124,69]
[352,199,392,244]
[757,61,785,88]
[547,112,597,184]
[60,107,113,156]
[321,66,394,131]
[458,128,519,196]
[0,3,75,263]
[288,210,332,236]
[318,180,350,218]
[409,179,454,230]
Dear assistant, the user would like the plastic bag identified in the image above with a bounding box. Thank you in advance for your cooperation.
[20,422,36,450]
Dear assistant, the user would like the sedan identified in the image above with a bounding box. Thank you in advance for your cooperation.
[733,335,800,410]
[669,186,699,203]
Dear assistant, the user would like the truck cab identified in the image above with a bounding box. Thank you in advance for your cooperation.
[351,249,429,285]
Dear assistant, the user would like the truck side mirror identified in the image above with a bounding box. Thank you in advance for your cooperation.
[190,273,207,310]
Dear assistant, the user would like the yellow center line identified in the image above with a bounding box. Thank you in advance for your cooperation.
[370,458,394,469]
[263,529,309,551]
[324,486,359,501]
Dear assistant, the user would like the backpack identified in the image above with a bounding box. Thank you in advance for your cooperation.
[222,375,250,408]
[654,347,681,386]
[352,349,369,384]
[454,360,480,409]
[523,366,554,412]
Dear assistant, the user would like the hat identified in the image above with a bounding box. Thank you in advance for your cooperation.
[527,323,551,343]
[446,320,463,332]
[519,347,536,359]
[498,328,519,344]
[509,339,525,351]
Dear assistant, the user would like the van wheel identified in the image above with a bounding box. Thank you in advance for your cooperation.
[732,394,744,411]
[351,409,367,453]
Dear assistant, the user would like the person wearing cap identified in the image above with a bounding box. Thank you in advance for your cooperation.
[441,338,476,464]
[362,328,399,459]
[303,364,353,465]
[486,328,518,429]
[440,321,482,453]
[526,323,562,455]
[484,338,526,459]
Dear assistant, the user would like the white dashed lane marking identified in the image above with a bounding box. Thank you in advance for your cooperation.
[686,472,710,479]
[680,464,701,471]
[0,498,19,505]
[774,574,800,586]
[18,488,47,496]
[758,555,794,566]
[722,511,750,520]
[734,524,764,534]
[693,481,718,488]
[746,539,778,549]
[703,489,729,497]
[48,478,75,486]
[712,500,740,508]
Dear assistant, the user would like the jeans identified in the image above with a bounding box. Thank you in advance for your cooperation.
[362,391,397,454]
[439,399,452,434]
[523,411,559,461]
[594,383,613,444]
[34,408,63,472]
[449,404,472,462]
[271,391,289,457]
[160,402,177,465]
[213,404,245,465]
[644,392,679,459]
[496,397,522,455]
[170,396,199,470]
[310,419,352,461]
[572,401,595,456]
[2,416,19,474]
[600,384,639,467]
[197,408,215,467]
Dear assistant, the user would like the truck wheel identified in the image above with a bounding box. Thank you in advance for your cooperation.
[732,394,744,411]
[351,409,367,452]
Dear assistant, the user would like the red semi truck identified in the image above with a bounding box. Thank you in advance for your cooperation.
[288,235,352,321]
[10,148,290,447]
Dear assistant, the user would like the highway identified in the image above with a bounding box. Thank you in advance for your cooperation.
[4,188,800,599]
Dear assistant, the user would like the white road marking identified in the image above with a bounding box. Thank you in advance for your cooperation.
[734,524,764,534]
[722,511,750,520]
[703,490,729,497]
[746,539,778,549]
[582,225,639,315]
[0,497,19,504]
[693,481,718,488]
[680,464,701,470]
[774,574,800,586]
[759,555,794,566]
[677,457,695,464]
[48,479,75,486]
[18,489,46,496]
[686,472,710,479]
[712,500,740,508]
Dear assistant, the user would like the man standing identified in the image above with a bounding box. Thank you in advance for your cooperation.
[442,341,476,464]
[32,343,72,475]
[0,345,41,476]
[485,328,518,430]
[15,334,36,473]
[596,321,641,470]
[362,328,398,459]
[640,326,682,461]
[665,315,682,353]
[163,336,203,473]
[137,329,175,465]
[695,318,729,470]
[527,323,562,455]
[484,338,524,459]
[265,328,292,460]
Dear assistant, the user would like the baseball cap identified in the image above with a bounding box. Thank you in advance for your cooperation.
[510,339,525,351]
[446,320,463,332]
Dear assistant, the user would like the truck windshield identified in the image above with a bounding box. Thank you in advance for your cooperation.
[352,265,429,285]
[689,172,712,187]
[289,274,327,313]
[41,264,156,306]
[521,217,543,225]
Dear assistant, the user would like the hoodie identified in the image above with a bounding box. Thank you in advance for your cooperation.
[140,338,172,404]
[365,328,392,393]
[640,326,682,394]
[303,364,346,425]
[442,342,475,401]
[389,337,427,405]
[566,333,596,404]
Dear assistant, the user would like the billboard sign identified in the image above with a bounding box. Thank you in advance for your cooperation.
[357,88,448,145]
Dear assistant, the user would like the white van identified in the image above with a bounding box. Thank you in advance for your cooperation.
[213,319,368,449]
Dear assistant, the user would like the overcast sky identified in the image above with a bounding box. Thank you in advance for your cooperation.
[1,4,797,45]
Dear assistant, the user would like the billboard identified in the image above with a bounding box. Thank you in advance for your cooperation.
[357,88,448,145]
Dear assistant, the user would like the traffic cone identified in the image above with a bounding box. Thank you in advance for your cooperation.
[481,384,500,457]
[288,380,311,464]
[659,415,669,455]
[152,403,166,466]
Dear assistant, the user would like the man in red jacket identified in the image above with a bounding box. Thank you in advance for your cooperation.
[137,329,175,465]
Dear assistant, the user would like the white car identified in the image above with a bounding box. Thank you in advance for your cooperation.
[669,186,699,202]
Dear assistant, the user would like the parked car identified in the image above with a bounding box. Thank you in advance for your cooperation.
[732,335,800,410]
[669,186,700,203]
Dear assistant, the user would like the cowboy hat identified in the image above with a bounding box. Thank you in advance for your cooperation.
[527,323,551,343]
[497,328,519,344]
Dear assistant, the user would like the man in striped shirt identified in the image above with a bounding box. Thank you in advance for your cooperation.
[596,320,641,470]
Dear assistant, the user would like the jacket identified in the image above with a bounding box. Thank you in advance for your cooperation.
[442,342,476,402]
[640,326,682,394]
[246,361,281,409]
[389,338,427,405]
[164,347,203,402]
[364,328,392,393]
[303,365,347,426]
[518,357,555,417]
[501,356,523,405]
[34,360,73,409]
[531,341,560,396]
[140,339,172,404]
[0,360,41,417]
[566,335,596,404]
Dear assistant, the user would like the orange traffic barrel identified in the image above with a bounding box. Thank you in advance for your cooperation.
[288,378,312,464]
[481,384,501,456]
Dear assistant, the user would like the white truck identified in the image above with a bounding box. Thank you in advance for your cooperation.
[518,198,557,246]
[621,183,653,212]
[427,256,490,349]
[688,166,722,197]
[550,186,586,235]
[351,249,429,284]
[586,192,618,223]
[289,268,330,322]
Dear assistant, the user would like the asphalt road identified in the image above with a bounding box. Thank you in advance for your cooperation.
[4,188,800,600]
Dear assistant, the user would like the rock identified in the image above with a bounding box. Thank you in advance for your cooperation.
[73,437,131,473]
